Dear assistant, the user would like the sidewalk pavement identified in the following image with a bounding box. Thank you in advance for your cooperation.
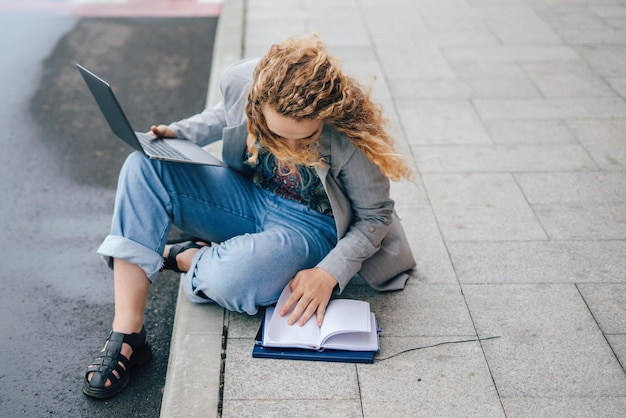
[161,0,626,416]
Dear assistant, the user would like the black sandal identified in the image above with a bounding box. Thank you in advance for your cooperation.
[162,241,208,273]
[83,326,152,399]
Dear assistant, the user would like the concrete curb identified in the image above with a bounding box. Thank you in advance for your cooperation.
[160,1,244,417]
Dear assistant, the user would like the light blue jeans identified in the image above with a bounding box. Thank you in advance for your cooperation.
[97,151,337,315]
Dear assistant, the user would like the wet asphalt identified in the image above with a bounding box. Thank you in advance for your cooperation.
[0,12,217,417]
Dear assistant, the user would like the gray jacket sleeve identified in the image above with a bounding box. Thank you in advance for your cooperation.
[168,101,227,147]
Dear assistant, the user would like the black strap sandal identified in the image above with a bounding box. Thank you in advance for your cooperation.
[162,241,208,273]
[83,326,152,399]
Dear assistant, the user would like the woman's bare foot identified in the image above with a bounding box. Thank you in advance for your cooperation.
[163,241,210,272]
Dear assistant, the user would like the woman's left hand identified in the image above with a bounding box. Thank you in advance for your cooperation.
[279,268,337,327]
[149,124,177,138]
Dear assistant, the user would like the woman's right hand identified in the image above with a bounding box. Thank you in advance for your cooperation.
[149,124,177,138]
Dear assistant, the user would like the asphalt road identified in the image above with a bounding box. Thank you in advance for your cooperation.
[0,11,217,417]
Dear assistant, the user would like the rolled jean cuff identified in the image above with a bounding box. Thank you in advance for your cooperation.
[181,271,213,304]
[97,235,164,282]
[181,248,214,304]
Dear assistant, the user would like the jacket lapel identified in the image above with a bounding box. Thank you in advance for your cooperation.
[222,123,254,175]
[315,129,352,240]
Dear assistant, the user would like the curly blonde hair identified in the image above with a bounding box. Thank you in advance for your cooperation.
[245,34,412,181]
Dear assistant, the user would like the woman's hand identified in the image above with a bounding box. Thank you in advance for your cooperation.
[149,124,177,138]
[279,268,337,327]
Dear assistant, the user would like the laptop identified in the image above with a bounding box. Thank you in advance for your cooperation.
[76,63,227,166]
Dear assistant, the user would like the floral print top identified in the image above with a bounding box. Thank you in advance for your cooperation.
[251,147,333,217]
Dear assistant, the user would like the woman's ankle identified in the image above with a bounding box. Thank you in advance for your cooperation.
[164,241,208,272]
[112,318,144,335]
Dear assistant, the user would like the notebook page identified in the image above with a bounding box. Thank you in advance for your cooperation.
[265,286,321,347]
[319,299,371,345]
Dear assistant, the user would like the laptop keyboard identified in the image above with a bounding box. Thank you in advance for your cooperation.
[136,133,191,161]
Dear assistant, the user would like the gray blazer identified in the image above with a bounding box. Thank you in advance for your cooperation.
[170,59,415,292]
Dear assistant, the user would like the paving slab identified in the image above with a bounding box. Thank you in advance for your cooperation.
[397,99,492,145]
[502,397,626,418]
[484,119,577,144]
[516,171,626,239]
[566,119,626,170]
[607,76,626,98]
[358,337,505,418]
[340,284,475,337]
[607,335,626,371]
[534,4,607,30]
[473,97,626,119]
[224,338,361,400]
[576,45,626,77]
[396,210,459,285]
[377,45,458,80]
[533,202,626,240]
[223,399,363,418]
[413,143,597,173]
[362,10,429,46]
[577,283,626,335]
[390,179,459,286]
[522,62,617,97]
[449,240,626,284]
[463,284,626,398]
[306,15,371,47]
[515,171,626,204]
[244,17,306,56]
[421,173,547,241]
[389,76,541,99]
[486,15,562,44]
[443,44,580,63]
[559,27,626,45]
[405,27,500,48]
[449,60,528,79]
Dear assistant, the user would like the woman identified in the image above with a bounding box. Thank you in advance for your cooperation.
[83,34,415,399]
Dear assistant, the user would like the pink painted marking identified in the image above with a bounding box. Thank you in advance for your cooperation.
[0,0,221,17]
